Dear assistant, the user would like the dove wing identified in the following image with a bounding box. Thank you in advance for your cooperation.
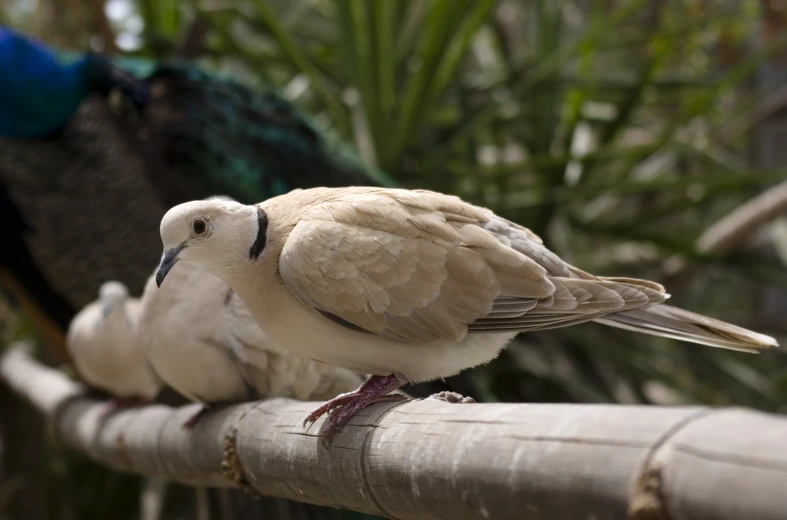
[278,189,548,343]
[278,189,666,343]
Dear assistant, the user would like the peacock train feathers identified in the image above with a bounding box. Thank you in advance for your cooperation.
[120,63,392,206]
[0,27,391,346]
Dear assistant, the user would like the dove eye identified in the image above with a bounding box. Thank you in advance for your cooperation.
[192,219,208,236]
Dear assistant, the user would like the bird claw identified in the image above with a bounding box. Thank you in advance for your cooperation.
[320,423,338,448]
[427,391,476,404]
[317,393,408,445]
[182,406,210,429]
[302,391,359,427]
[302,375,409,446]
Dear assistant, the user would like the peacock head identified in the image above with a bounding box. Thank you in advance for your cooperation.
[0,27,149,138]
[0,27,92,137]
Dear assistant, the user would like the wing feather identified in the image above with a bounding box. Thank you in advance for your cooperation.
[278,189,666,343]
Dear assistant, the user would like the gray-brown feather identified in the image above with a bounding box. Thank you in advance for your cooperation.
[278,188,669,343]
[596,304,776,352]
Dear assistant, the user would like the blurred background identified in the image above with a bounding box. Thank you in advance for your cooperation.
[1,0,786,518]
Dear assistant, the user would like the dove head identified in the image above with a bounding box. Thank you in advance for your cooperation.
[156,199,263,287]
[98,281,129,318]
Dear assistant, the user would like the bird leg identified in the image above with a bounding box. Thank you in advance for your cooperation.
[326,392,406,419]
[182,406,211,429]
[303,374,408,443]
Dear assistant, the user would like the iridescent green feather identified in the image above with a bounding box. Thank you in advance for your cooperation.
[145,64,393,201]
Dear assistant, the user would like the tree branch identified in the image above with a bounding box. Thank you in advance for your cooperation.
[696,179,787,255]
[2,343,787,520]
[663,179,787,280]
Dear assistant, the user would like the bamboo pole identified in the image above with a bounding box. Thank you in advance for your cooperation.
[2,343,786,520]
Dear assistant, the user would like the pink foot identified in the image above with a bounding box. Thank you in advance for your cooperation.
[182,406,210,429]
[303,374,408,445]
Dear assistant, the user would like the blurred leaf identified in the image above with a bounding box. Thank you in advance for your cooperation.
[437,0,651,156]
[385,0,494,170]
[248,0,349,130]
[4,3,787,516]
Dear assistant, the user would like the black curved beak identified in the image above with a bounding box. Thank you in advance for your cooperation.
[155,245,184,287]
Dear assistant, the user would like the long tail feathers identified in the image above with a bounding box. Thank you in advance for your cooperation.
[595,304,778,353]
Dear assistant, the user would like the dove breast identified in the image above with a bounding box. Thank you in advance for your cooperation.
[66,287,160,400]
[139,262,362,405]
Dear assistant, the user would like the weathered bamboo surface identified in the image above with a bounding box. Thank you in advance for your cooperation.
[2,343,786,520]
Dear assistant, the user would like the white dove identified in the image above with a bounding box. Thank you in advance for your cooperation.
[154,187,778,440]
[139,261,363,428]
[66,281,161,408]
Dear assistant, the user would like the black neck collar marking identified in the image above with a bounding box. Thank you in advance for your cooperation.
[248,207,268,260]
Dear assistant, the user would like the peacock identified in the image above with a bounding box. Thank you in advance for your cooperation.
[0,26,393,353]
[0,25,400,520]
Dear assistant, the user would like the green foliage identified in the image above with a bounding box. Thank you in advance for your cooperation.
[177,0,787,411]
[2,0,787,518]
